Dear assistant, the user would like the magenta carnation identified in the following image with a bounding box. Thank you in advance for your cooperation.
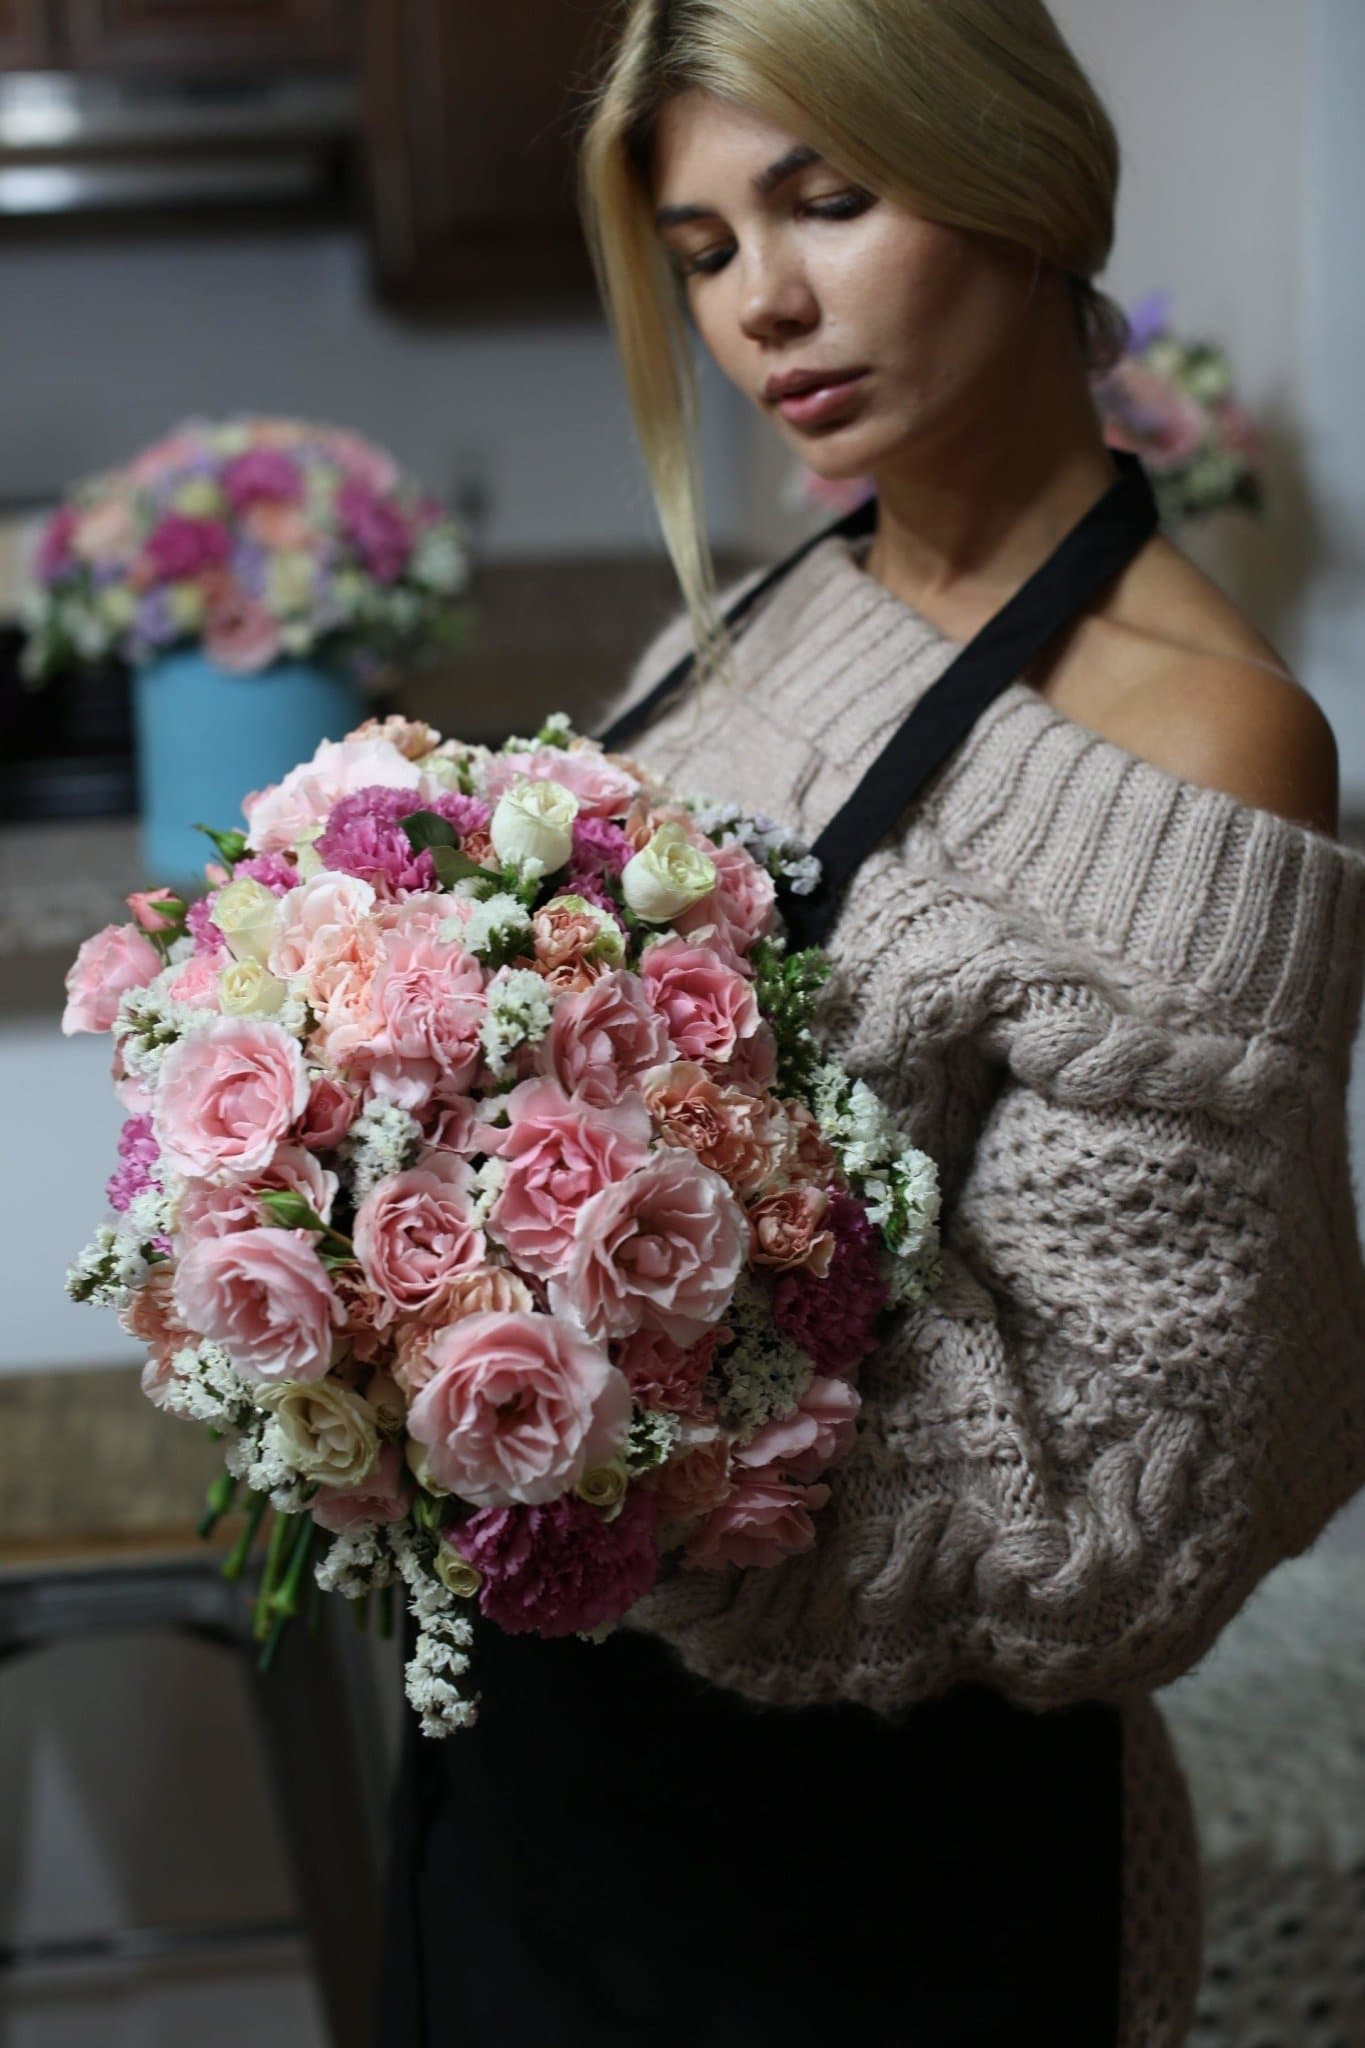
[106,1112,159,1214]
[187,895,227,956]
[337,478,412,583]
[570,814,632,878]
[37,505,78,583]
[221,448,304,512]
[448,1486,660,1637]
[771,1189,889,1375]
[315,785,490,898]
[234,852,300,896]
[560,865,627,927]
[143,514,231,583]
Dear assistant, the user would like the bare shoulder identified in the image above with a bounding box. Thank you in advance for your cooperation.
[1040,537,1341,838]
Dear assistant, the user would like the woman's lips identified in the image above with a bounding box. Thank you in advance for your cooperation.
[774,371,869,426]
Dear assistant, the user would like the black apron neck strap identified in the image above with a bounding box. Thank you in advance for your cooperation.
[595,491,879,753]
[785,447,1158,948]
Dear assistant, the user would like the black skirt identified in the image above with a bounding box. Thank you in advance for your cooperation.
[371,1602,1123,2047]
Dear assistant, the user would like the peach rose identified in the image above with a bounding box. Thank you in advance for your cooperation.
[391,1266,538,1395]
[648,1434,733,1525]
[529,900,612,995]
[549,1149,747,1347]
[682,1470,831,1570]
[119,1264,191,1379]
[173,1225,341,1384]
[638,936,760,1064]
[343,713,441,761]
[536,969,672,1109]
[268,871,376,989]
[406,1309,632,1507]
[747,1182,836,1275]
[353,1153,487,1327]
[62,923,162,1034]
[733,1375,861,1480]
[485,1077,652,1281]
[153,1016,309,1180]
[166,952,224,1009]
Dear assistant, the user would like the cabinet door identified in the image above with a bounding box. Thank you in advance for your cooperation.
[0,0,57,67]
[66,0,355,72]
[362,0,611,317]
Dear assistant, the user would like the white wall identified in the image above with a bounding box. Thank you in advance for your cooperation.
[0,229,746,556]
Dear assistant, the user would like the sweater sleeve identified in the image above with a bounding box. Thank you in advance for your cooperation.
[616,821,1365,1715]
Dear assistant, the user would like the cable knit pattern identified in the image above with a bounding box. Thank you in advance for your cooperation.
[594,524,1365,2047]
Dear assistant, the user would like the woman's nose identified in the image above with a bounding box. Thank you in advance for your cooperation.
[737,249,818,343]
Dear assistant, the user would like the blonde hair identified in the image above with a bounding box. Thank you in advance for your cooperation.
[576,0,1128,690]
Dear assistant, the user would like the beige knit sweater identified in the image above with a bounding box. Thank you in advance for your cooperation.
[595,522,1365,2046]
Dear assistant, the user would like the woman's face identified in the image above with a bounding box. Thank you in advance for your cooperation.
[650,89,1042,480]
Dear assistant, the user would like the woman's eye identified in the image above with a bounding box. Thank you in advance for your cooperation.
[675,189,875,281]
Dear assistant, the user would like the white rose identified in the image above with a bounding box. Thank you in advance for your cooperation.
[212,877,282,965]
[433,1545,482,1598]
[257,1380,381,1488]
[489,777,578,879]
[218,958,287,1017]
[620,821,717,922]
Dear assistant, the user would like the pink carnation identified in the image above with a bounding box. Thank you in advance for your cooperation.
[675,838,776,960]
[406,1308,632,1507]
[153,1017,309,1179]
[771,1189,889,1376]
[173,1225,340,1384]
[682,1470,831,1570]
[62,922,162,1034]
[353,929,487,1109]
[447,1487,659,1637]
[612,1325,723,1418]
[315,785,490,899]
[536,969,672,1109]
[549,1149,747,1347]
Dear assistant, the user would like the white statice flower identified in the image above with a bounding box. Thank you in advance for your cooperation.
[340,1100,422,1205]
[164,1339,257,1431]
[469,1152,507,1227]
[313,1522,398,1598]
[450,891,533,962]
[809,1058,942,1266]
[124,1184,174,1247]
[679,795,822,894]
[222,1410,318,1513]
[387,1524,479,1737]
[64,1223,149,1311]
[112,972,217,1089]
[479,967,553,1079]
[704,1273,816,1445]
[623,1405,684,1477]
[410,525,469,596]
[166,932,197,966]
[275,985,313,1040]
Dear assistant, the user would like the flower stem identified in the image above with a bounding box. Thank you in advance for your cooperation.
[197,1469,239,1540]
[251,1506,294,1641]
[257,1515,317,1674]
[220,1487,269,1582]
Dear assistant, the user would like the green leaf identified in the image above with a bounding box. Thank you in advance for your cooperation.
[401,809,458,852]
[258,1189,327,1233]
[193,823,248,866]
[432,844,496,889]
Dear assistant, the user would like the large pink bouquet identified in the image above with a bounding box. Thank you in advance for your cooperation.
[64,711,941,1735]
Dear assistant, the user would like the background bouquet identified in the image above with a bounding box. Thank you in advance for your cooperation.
[62,711,941,1736]
[20,415,472,689]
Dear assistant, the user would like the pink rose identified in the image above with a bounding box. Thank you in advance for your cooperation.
[119,1264,191,1384]
[392,1268,538,1395]
[481,746,638,819]
[268,872,376,989]
[62,923,162,1034]
[682,1470,831,1570]
[486,1077,652,1281]
[415,1094,483,1156]
[175,1143,339,1246]
[676,838,776,959]
[638,937,760,1063]
[733,1375,861,1480]
[297,1073,359,1151]
[153,1017,309,1179]
[724,1021,779,1092]
[311,1441,411,1533]
[166,952,223,1009]
[536,969,672,1108]
[126,887,183,933]
[406,1309,631,1507]
[353,1154,487,1327]
[173,1225,340,1384]
[549,1149,747,1346]
[243,736,424,855]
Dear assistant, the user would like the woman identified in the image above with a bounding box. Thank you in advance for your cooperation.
[373,5,1365,2043]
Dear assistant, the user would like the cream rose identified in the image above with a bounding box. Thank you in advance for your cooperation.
[213,877,282,965]
[256,1378,381,1487]
[621,822,717,923]
[489,777,578,878]
[218,958,288,1017]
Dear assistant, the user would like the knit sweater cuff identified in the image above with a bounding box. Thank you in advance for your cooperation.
[910,678,1365,1056]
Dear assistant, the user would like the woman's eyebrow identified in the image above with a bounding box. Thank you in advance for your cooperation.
[654,143,823,229]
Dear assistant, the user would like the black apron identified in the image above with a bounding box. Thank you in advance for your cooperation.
[372,448,1160,2048]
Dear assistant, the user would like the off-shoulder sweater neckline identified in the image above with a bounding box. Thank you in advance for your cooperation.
[673,523,1365,1057]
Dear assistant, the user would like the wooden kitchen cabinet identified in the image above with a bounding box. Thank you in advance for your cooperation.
[361,0,613,318]
[0,0,57,68]
[64,0,355,72]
